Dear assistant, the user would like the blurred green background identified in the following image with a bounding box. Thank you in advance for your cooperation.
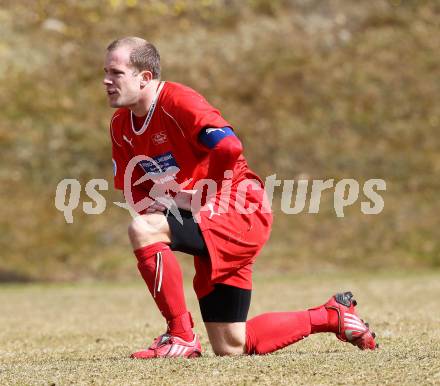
[0,0,439,281]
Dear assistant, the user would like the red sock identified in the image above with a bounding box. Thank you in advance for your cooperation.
[245,306,340,355]
[246,311,311,355]
[308,305,339,334]
[134,242,194,342]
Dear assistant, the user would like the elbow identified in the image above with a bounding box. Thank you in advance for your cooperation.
[218,135,243,160]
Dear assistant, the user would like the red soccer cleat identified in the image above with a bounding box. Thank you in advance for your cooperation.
[325,291,378,350]
[130,333,202,359]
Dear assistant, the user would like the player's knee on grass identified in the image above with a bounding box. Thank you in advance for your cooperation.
[128,213,171,249]
[205,322,247,356]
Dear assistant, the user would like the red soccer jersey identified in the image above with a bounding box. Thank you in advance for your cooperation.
[110,81,272,297]
[111,81,245,190]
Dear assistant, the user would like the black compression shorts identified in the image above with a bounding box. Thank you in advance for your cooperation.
[166,208,251,322]
[166,208,209,257]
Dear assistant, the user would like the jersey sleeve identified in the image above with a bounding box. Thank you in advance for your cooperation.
[110,111,128,190]
[168,86,232,152]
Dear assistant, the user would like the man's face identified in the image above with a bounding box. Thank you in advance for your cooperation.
[103,46,142,108]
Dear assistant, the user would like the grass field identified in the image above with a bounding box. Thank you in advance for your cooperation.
[1,271,439,385]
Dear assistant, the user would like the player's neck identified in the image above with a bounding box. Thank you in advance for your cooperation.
[131,79,161,117]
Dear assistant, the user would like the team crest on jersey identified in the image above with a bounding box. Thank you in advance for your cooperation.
[152,131,168,145]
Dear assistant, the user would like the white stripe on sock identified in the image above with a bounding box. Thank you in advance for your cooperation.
[157,252,163,293]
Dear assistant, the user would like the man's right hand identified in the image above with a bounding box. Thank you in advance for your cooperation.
[145,200,168,213]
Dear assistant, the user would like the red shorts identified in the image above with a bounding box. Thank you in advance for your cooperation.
[167,180,273,299]
[193,259,254,299]
[193,185,273,299]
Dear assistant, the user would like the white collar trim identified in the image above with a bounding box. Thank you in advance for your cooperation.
[131,81,165,135]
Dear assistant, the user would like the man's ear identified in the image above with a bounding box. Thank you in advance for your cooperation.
[140,71,153,88]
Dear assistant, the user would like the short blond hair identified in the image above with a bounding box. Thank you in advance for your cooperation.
[107,37,161,79]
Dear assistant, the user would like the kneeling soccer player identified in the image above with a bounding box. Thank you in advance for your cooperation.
[103,36,378,358]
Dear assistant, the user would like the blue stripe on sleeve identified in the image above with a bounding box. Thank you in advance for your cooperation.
[198,126,235,149]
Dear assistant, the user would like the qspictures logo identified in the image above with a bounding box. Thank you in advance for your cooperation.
[54,155,386,224]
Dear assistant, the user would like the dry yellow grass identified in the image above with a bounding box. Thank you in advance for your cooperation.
[1,270,439,385]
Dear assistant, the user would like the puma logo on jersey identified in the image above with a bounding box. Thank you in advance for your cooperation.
[123,135,134,147]
[206,128,225,134]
